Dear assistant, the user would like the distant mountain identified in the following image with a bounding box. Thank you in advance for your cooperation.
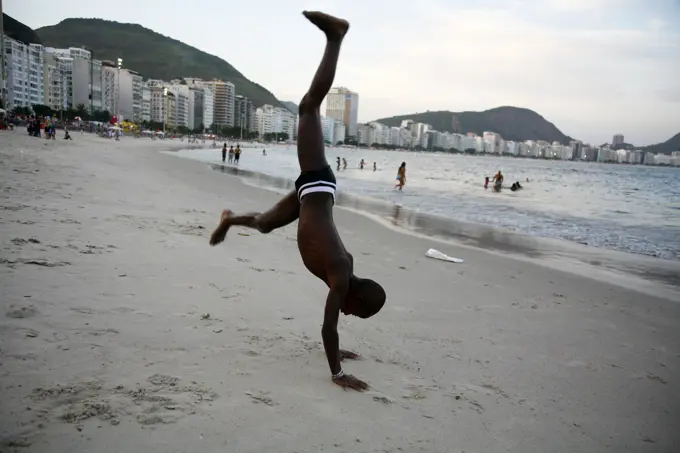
[282,101,298,114]
[36,18,283,108]
[642,132,680,154]
[373,106,574,144]
[3,13,42,45]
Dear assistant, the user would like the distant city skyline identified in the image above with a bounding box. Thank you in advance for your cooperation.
[5,0,680,145]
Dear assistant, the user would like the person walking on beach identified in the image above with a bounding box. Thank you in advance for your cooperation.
[359,159,365,170]
[234,145,241,164]
[228,146,235,164]
[222,143,227,163]
[342,157,347,170]
[373,162,377,172]
[209,11,386,392]
[336,156,341,171]
[395,162,406,190]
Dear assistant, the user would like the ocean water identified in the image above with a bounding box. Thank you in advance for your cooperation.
[170,144,680,262]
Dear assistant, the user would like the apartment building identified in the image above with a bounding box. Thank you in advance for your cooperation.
[325,87,359,137]
[234,95,255,133]
[199,79,235,126]
[3,37,44,109]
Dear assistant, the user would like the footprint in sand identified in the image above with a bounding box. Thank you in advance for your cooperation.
[70,307,99,315]
[6,304,38,319]
[10,237,41,246]
[87,328,120,337]
[245,390,276,406]
[29,375,217,430]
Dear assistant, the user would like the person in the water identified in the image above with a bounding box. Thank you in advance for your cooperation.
[395,162,406,190]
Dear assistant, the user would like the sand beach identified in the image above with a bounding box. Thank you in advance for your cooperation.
[1,132,678,452]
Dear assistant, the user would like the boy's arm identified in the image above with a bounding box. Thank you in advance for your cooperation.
[321,269,368,392]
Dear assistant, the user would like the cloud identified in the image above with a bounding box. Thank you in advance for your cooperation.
[546,0,626,12]
[340,3,679,144]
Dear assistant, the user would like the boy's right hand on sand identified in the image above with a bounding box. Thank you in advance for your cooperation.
[333,374,369,391]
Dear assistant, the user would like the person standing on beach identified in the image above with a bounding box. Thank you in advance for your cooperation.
[373,162,377,172]
[395,162,406,190]
[209,11,386,391]
[228,146,235,164]
[222,143,227,163]
[336,157,341,171]
[234,145,241,164]
[342,158,347,170]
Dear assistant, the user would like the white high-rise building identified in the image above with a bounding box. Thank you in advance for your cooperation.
[42,53,68,112]
[368,122,390,145]
[234,95,255,134]
[325,87,359,137]
[202,87,214,130]
[333,122,346,145]
[187,86,202,130]
[184,79,214,130]
[195,79,235,126]
[141,85,151,123]
[321,116,336,144]
[3,37,44,109]
[101,62,117,115]
[389,127,402,147]
[255,104,296,138]
[44,47,103,112]
[167,83,190,128]
[114,69,143,122]
[150,86,171,126]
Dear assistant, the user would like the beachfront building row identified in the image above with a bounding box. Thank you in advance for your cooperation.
[254,104,296,138]
[355,118,679,166]
[0,34,257,133]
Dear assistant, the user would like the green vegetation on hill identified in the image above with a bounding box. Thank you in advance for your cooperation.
[643,132,680,154]
[374,106,574,144]
[36,18,283,108]
[3,13,42,45]
[282,101,298,114]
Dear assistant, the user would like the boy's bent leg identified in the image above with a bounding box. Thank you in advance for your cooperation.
[209,190,300,246]
[297,12,349,173]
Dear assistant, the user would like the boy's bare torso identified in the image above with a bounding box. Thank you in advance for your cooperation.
[297,194,352,284]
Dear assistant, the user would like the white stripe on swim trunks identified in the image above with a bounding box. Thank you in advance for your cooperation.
[300,185,336,199]
[298,180,336,192]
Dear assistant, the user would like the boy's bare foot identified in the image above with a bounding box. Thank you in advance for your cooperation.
[303,11,349,41]
[209,209,233,246]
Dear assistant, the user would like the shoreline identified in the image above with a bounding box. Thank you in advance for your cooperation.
[203,160,680,301]
[2,132,679,452]
[168,145,680,263]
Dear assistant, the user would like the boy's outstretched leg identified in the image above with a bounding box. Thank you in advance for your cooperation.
[297,11,349,173]
[209,190,300,245]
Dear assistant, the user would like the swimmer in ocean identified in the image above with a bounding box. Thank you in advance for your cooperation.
[395,162,406,190]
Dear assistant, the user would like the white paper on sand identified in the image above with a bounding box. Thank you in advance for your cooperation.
[425,248,464,264]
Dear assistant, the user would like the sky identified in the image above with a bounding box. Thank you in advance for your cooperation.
[6,0,680,145]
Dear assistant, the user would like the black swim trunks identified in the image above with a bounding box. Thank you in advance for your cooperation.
[295,165,336,202]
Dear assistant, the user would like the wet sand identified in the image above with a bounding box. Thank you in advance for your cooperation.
[1,132,679,452]
[208,164,680,299]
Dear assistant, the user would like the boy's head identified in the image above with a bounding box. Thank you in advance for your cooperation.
[342,276,386,319]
